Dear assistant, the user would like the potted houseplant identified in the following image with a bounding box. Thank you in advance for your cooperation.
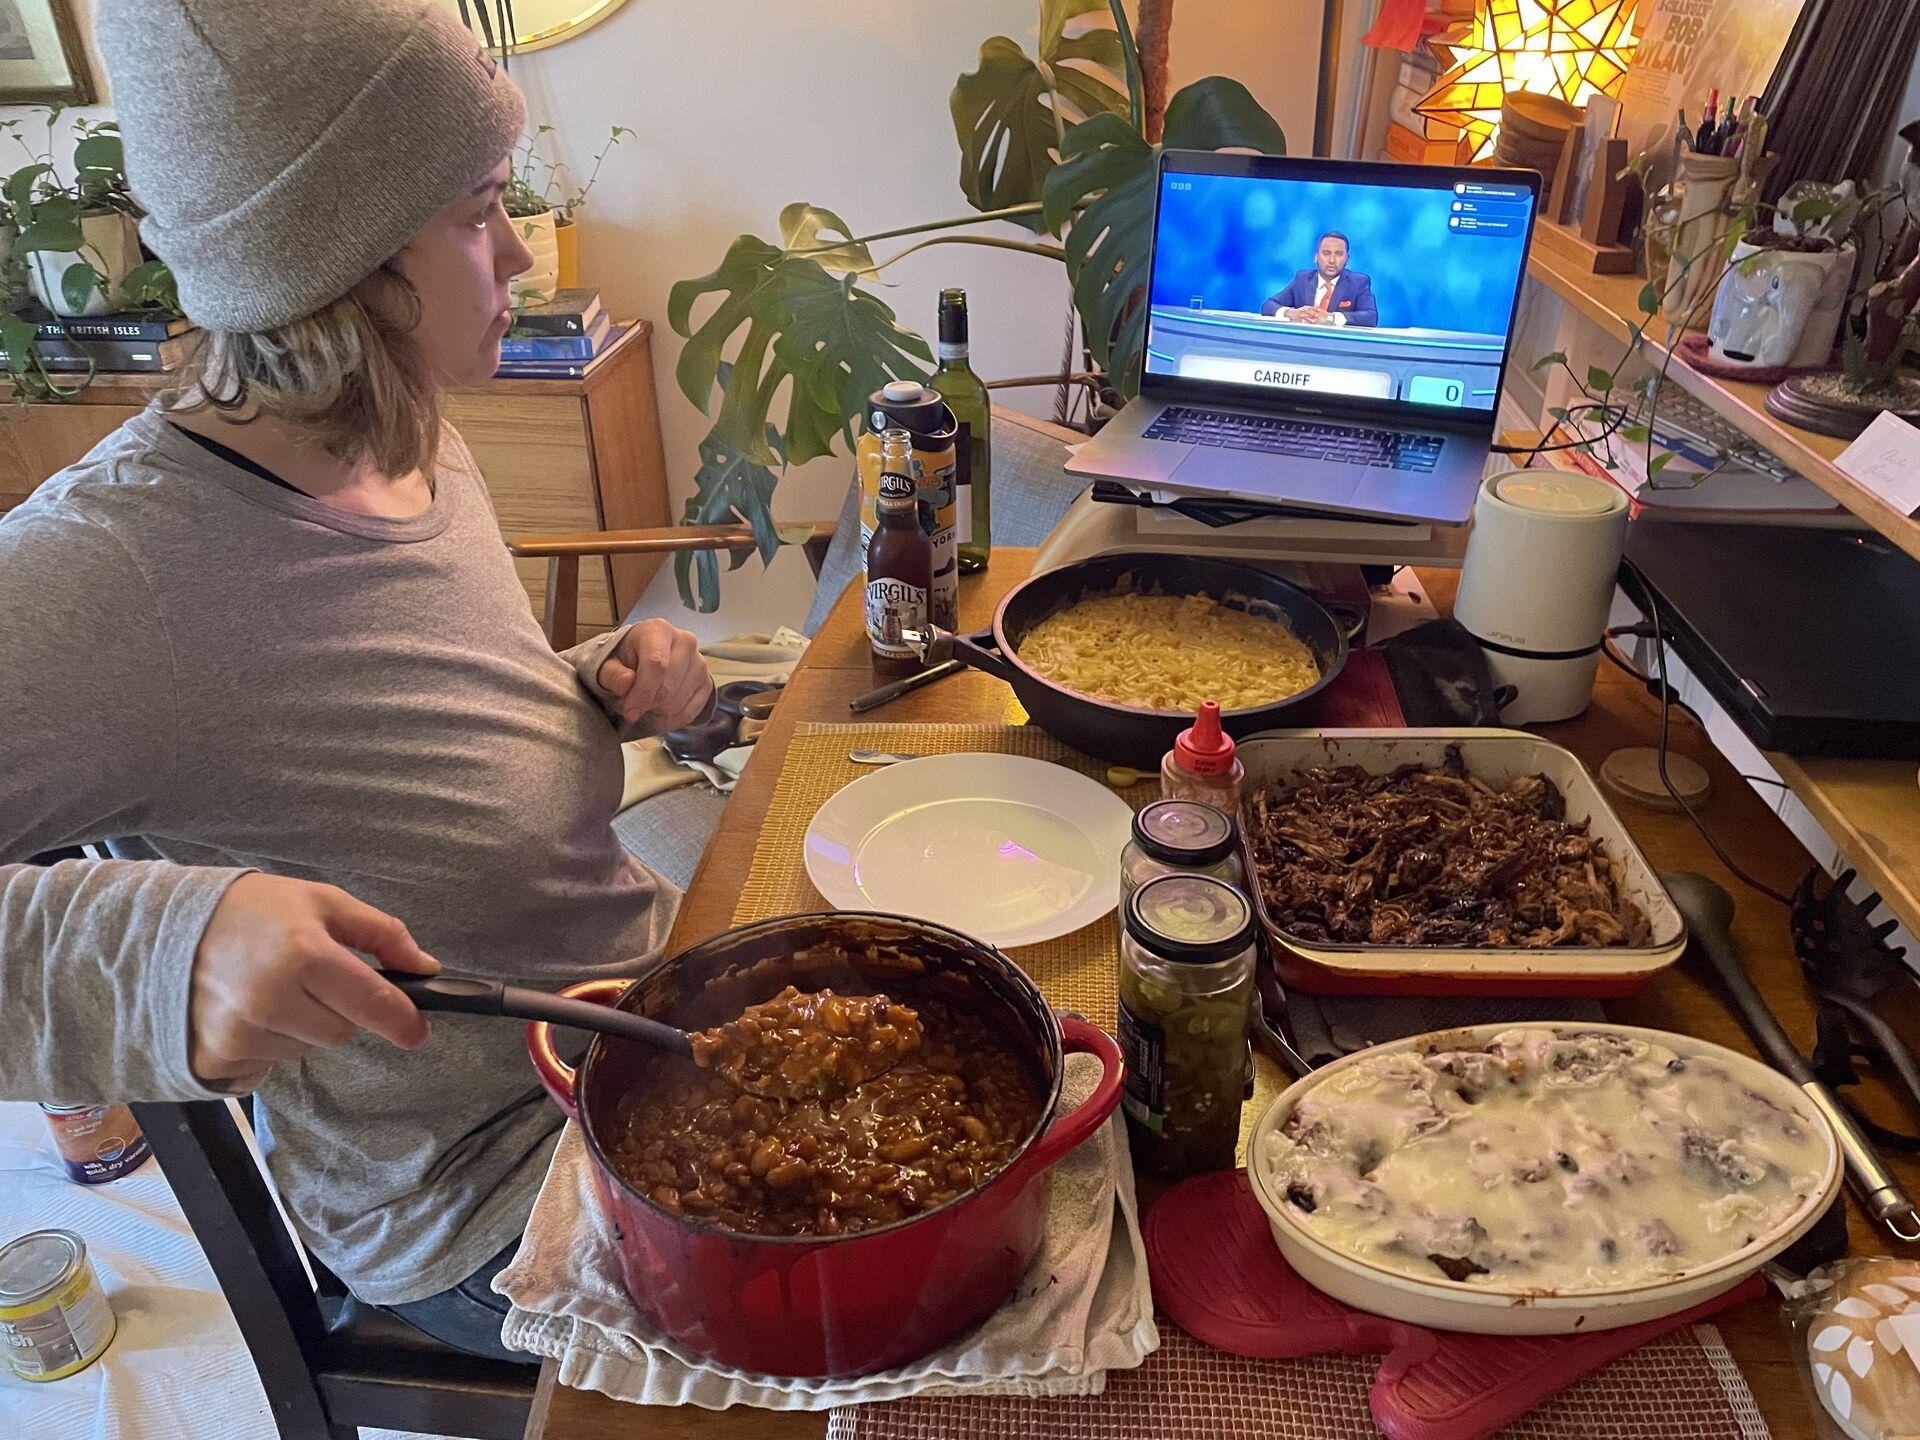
[1708,182,1871,371]
[666,0,1284,611]
[550,125,630,290]
[6,115,144,318]
[505,123,630,299]
[504,131,558,304]
[0,110,182,402]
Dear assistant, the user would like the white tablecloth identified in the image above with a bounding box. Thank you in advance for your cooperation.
[0,1099,279,1439]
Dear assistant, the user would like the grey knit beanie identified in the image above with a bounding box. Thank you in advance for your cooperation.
[95,0,526,332]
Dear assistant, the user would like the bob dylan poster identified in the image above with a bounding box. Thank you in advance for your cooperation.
[1617,0,1805,186]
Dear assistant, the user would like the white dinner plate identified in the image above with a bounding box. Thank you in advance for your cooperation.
[803,753,1135,948]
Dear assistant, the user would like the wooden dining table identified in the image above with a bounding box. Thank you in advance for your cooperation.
[524,551,1920,1440]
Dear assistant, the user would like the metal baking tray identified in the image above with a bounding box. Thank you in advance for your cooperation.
[1234,729,1687,996]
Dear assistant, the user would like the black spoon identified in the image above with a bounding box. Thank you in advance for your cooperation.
[390,973,694,1059]
[390,973,917,1101]
[1661,870,1920,1240]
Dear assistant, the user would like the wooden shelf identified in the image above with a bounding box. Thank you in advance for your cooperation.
[1525,248,1920,566]
[1767,751,1920,938]
[1527,245,1645,346]
[1527,252,1920,938]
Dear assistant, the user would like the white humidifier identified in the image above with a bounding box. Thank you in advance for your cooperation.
[1453,468,1630,725]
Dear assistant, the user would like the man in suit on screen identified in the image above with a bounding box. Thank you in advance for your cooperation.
[1260,230,1378,326]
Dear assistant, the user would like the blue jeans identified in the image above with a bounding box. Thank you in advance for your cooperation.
[384,1240,533,1364]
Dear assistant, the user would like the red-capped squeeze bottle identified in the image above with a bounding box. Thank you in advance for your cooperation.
[1161,701,1245,814]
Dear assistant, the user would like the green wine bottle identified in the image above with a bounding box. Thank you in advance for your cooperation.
[930,287,991,572]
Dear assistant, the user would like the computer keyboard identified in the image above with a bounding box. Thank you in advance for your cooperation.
[1142,405,1444,471]
[1644,388,1799,482]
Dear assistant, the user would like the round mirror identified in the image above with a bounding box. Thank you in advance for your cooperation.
[432,0,630,55]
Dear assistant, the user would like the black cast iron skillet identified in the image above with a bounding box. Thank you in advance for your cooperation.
[920,552,1354,767]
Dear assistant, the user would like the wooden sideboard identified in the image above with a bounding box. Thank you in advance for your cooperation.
[0,318,674,633]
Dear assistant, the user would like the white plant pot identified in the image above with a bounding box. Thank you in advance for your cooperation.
[511,208,560,303]
[1708,239,1854,371]
[28,209,141,317]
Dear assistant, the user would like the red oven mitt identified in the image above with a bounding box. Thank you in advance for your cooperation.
[1144,1169,1767,1440]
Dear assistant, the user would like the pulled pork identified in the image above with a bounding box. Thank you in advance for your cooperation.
[1247,746,1651,948]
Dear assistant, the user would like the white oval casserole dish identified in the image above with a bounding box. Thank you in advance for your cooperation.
[1247,1023,1842,1335]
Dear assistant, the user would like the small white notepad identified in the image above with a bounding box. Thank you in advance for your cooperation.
[1835,411,1920,516]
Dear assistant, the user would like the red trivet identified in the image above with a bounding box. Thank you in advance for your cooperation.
[1144,1169,1767,1440]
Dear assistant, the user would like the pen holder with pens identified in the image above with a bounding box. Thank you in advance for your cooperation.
[1659,150,1743,329]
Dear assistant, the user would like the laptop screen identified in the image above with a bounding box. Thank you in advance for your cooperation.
[1143,159,1535,415]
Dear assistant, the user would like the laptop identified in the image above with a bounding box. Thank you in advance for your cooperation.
[1068,151,1542,525]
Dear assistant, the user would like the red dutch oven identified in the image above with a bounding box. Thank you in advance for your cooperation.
[526,911,1124,1378]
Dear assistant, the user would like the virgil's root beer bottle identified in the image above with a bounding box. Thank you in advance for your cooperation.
[865,428,933,681]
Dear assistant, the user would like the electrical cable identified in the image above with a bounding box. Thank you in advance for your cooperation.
[1606,626,1799,806]
[1490,400,1634,462]
[1642,582,1795,907]
[1603,628,1707,728]
[1506,415,1566,462]
[1601,635,1651,686]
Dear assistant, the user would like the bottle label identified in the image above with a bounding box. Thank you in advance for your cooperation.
[921,456,959,633]
[937,340,968,362]
[865,577,927,658]
[1116,997,1167,1133]
[860,424,958,633]
[953,420,972,545]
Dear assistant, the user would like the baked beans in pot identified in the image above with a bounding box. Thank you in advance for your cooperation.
[528,912,1124,1378]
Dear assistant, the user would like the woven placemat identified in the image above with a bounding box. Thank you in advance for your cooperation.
[825,1325,1771,1440]
[732,722,1158,1031]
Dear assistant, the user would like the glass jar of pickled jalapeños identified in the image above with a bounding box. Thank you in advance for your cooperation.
[1119,799,1244,898]
[1115,873,1257,1179]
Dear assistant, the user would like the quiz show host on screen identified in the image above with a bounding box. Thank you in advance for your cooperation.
[1259,230,1378,327]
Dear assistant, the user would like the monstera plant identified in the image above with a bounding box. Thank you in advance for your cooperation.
[668,0,1285,610]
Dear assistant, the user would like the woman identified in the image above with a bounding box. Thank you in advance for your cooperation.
[0,0,711,1359]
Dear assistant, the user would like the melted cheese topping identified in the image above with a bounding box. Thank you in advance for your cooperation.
[1260,1028,1829,1292]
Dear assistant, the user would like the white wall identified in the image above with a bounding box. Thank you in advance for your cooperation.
[492,0,1325,638]
[17,0,1322,639]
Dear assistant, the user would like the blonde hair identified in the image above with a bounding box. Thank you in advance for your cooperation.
[164,263,442,478]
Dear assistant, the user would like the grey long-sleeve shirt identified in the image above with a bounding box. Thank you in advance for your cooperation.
[0,408,675,1304]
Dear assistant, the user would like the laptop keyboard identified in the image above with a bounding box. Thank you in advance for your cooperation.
[1142,405,1445,472]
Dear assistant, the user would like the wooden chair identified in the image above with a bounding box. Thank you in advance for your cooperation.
[128,1098,538,1440]
[509,406,1091,648]
[511,519,839,649]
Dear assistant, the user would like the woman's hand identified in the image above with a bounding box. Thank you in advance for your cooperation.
[596,619,713,729]
[188,874,440,1091]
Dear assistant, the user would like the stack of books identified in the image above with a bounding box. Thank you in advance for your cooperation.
[496,288,619,379]
[3,310,197,372]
